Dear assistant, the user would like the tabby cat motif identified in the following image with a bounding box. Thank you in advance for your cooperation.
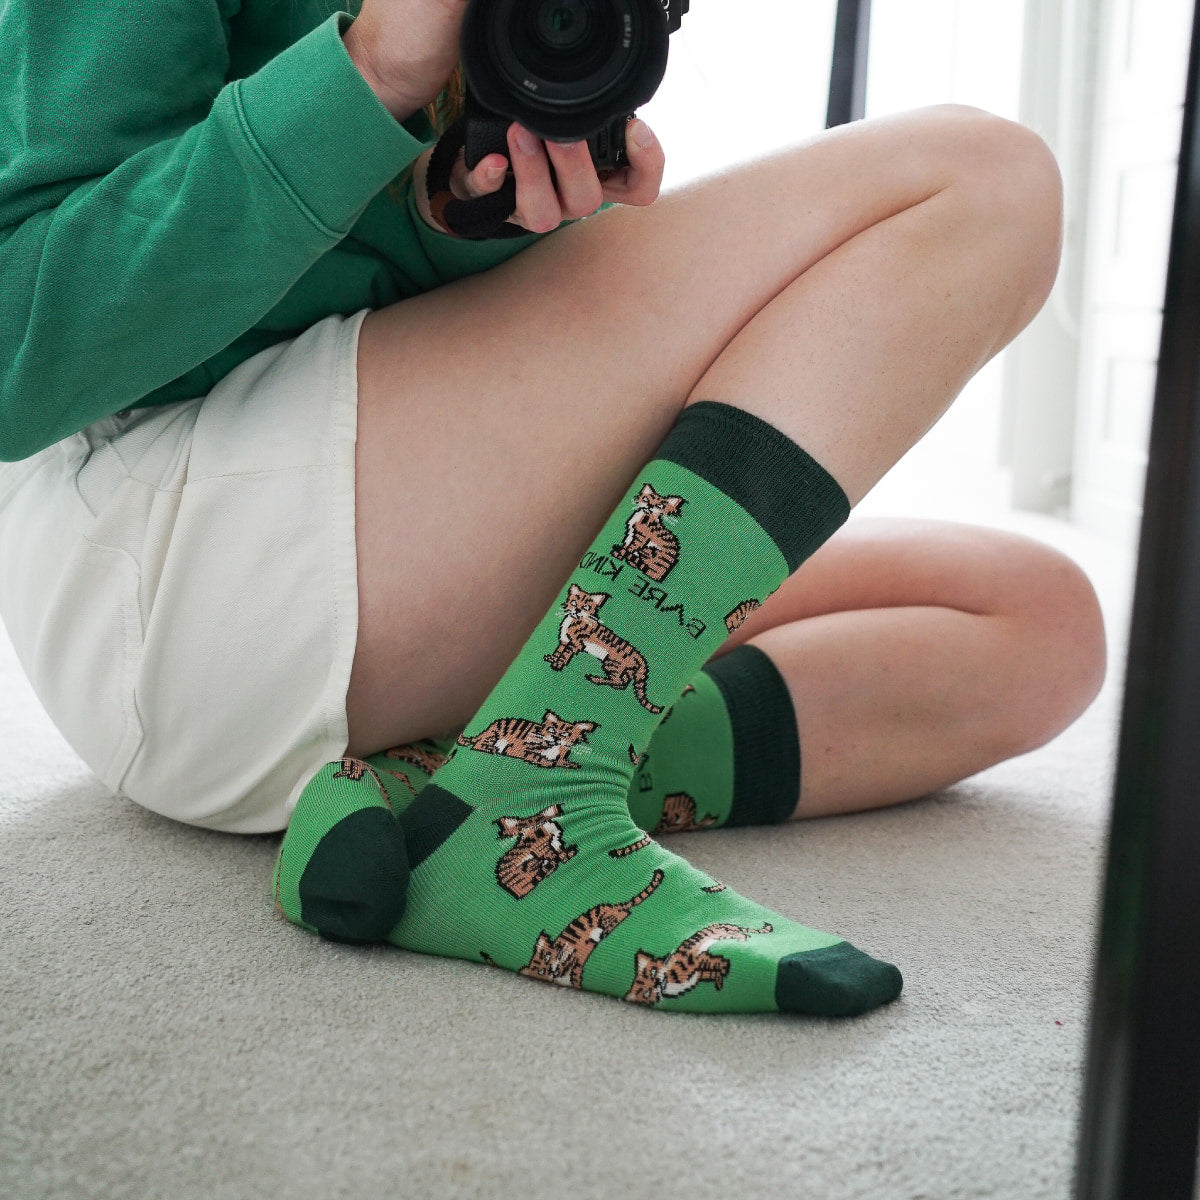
[624,921,775,1005]
[610,483,686,582]
[519,870,666,988]
[456,710,596,769]
[725,599,762,634]
[654,792,719,834]
[333,757,390,806]
[544,584,663,714]
[379,740,449,795]
[385,741,447,777]
[495,805,578,898]
[609,834,652,858]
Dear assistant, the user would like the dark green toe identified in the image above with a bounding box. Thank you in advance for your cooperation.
[775,941,903,1017]
[299,807,410,944]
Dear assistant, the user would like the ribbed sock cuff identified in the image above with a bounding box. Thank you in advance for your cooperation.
[701,644,800,826]
[654,401,850,573]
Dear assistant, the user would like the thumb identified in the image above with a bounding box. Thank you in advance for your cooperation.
[624,119,658,161]
[454,152,511,199]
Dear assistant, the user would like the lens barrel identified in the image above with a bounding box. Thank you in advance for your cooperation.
[461,0,670,143]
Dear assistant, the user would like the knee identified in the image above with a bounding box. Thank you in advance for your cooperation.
[925,104,1065,332]
[993,538,1107,758]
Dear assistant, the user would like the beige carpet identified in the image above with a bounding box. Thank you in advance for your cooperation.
[0,503,1134,1200]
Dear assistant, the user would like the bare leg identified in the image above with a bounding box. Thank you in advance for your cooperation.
[710,517,1107,818]
[345,104,1063,757]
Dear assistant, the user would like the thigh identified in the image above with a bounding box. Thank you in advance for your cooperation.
[346,106,1023,755]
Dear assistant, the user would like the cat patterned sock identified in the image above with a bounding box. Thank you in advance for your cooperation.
[272,738,457,941]
[272,755,411,943]
[272,641,799,943]
[385,401,902,1015]
[628,642,801,833]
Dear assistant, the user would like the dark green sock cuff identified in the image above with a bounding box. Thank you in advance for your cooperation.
[654,401,851,573]
[701,643,800,826]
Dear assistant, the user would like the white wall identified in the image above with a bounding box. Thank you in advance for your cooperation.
[1070,0,1193,544]
[639,1,1029,520]
[867,0,1023,118]
[641,0,1024,184]
[639,2,837,192]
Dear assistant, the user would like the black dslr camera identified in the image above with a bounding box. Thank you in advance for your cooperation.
[462,0,689,173]
[426,0,689,237]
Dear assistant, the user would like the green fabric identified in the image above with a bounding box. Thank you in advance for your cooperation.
[626,668,736,833]
[654,402,852,573]
[703,643,803,826]
[0,2,558,461]
[274,744,447,942]
[378,426,900,1015]
[274,757,396,935]
[299,806,409,943]
[775,944,906,1017]
[271,676,734,944]
[273,643,805,944]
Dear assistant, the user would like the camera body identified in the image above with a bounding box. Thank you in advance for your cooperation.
[460,0,689,173]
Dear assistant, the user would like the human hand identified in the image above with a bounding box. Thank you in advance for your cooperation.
[414,118,666,236]
[342,0,470,121]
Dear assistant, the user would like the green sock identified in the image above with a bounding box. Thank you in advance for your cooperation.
[272,641,800,941]
[271,755,411,943]
[628,642,801,833]
[382,402,900,1015]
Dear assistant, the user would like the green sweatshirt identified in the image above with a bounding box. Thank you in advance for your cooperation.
[0,2,553,462]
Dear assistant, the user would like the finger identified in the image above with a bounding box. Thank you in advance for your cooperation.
[543,138,605,219]
[507,124,563,234]
[600,119,665,207]
[454,152,511,200]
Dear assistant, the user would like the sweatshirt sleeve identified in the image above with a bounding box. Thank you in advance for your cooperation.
[0,6,427,461]
[394,181,619,290]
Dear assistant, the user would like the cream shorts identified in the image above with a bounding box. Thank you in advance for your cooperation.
[0,309,368,833]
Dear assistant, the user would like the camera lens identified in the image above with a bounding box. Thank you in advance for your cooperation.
[489,0,638,106]
[535,2,591,51]
[461,0,670,143]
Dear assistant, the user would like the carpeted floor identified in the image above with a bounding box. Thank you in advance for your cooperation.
[0,502,1134,1200]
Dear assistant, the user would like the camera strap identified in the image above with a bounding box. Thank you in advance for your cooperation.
[424,102,528,241]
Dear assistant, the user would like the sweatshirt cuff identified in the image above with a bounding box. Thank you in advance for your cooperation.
[234,12,427,237]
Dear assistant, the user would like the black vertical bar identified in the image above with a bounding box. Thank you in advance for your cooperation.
[1074,2,1200,1197]
[826,0,871,128]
